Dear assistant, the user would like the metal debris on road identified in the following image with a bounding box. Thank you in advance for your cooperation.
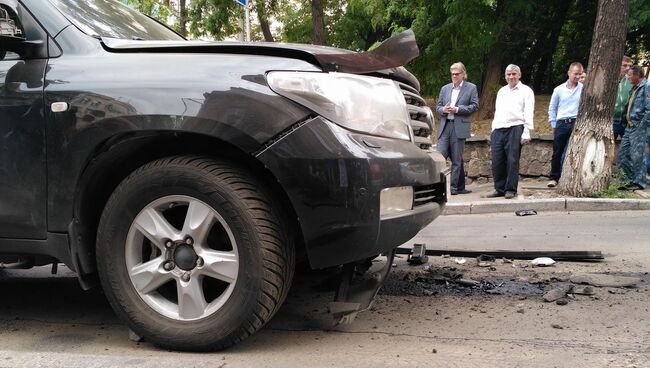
[407,243,429,265]
[515,209,538,216]
[531,257,556,267]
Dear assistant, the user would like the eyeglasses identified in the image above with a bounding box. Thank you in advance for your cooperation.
[451,72,462,76]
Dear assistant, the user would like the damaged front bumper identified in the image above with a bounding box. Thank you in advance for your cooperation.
[329,251,396,324]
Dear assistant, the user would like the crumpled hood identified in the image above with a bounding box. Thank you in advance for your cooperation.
[100,30,420,90]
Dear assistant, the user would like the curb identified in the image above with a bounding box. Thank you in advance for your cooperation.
[444,198,650,215]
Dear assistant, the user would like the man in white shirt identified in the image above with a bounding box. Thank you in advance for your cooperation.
[487,64,535,199]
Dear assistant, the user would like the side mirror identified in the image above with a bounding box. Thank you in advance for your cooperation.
[0,35,44,58]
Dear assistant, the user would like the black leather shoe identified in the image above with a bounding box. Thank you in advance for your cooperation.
[455,189,472,195]
[505,191,516,199]
[485,191,504,198]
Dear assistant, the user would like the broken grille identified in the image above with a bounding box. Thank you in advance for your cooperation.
[413,180,446,208]
[400,82,433,151]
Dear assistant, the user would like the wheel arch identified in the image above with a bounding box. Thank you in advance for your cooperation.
[70,131,303,289]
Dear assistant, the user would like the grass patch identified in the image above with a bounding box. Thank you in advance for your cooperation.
[594,170,637,198]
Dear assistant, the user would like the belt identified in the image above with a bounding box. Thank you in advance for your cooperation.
[447,119,454,122]
[557,117,576,124]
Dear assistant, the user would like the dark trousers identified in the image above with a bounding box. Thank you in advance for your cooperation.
[646,134,650,175]
[437,120,466,191]
[613,121,626,141]
[490,125,523,194]
[550,121,575,180]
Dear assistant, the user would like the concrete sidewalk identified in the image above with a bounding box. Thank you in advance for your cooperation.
[445,177,650,215]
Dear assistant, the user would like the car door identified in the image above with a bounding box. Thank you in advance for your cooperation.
[0,0,47,238]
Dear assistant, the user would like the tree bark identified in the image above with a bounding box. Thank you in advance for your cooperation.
[476,0,506,122]
[531,0,572,92]
[476,40,504,121]
[311,0,326,45]
[258,14,274,42]
[556,0,629,197]
[179,0,187,37]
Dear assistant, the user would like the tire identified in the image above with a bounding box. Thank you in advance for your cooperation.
[96,156,295,351]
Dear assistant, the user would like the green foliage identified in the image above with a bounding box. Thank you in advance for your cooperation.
[277,0,313,43]
[188,0,241,39]
[594,170,637,199]
[122,0,646,97]
[627,0,650,61]
[121,0,172,22]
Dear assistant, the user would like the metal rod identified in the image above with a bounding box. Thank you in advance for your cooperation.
[395,248,604,262]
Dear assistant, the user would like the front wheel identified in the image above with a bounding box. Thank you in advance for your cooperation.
[96,156,294,351]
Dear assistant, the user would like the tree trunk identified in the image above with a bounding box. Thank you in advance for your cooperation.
[311,0,326,45]
[258,14,274,42]
[556,0,629,197]
[179,0,187,37]
[476,0,506,122]
[531,0,572,92]
[476,42,504,121]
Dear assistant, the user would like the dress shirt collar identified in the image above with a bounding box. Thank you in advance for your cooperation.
[508,81,522,91]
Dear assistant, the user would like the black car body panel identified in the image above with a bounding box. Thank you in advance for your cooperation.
[43,50,315,231]
[257,117,445,268]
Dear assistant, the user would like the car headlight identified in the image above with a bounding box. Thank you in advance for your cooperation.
[267,71,411,141]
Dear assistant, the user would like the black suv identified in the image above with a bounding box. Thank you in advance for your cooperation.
[0,0,447,351]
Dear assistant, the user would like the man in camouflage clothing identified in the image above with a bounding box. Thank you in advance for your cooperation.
[617,66,649,190]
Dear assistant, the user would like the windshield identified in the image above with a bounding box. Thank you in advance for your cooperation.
[47,0,183,41]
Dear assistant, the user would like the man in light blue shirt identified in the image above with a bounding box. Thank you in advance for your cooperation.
[547,62,584,187]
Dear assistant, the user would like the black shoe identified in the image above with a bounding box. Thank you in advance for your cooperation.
[618,183,643,191]
[455,189,472,195]
[505,191,516,199]
[485,191,504,198]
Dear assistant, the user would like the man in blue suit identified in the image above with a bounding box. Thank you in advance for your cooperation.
[436,62,479,195]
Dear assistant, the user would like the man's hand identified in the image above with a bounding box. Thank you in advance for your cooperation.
[443,105,456,114]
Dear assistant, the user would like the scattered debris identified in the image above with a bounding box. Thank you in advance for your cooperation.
[502,258,513,263]
[129,329,144,343]
[531,257,556,267]
[458,278,480,287]
[441,254,450,258]
[543,288,566,302]
[570,285,595,295]
[407,244,429,265]
[454,258,467,265]
[551,324,564,329]
[515,209,538,216]
[556,299,569,305]
[570,274,640,288]
[477,254,496,263]
[607,289,627,295]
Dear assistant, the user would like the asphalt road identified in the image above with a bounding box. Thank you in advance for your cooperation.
[1,211,649,368]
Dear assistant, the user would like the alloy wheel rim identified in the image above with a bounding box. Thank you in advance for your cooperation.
[125,195,239,321]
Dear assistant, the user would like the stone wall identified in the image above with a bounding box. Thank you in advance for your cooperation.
[462,136,554,178]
